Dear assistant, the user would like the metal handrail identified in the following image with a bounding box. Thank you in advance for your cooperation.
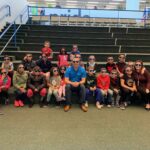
[0,6,27,39]
[0,24,21,55]
[0,5,11,22]
[0,6,28,56]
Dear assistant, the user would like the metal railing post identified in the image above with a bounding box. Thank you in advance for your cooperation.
[13,22,17,47]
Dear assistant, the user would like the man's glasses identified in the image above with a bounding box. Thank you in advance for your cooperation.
[73,61,79,63]
[89,58,95,60]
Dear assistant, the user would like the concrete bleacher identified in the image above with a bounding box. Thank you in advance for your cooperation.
[0,25,150,71]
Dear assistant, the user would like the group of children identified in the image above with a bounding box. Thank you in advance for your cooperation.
[0,40,150,113]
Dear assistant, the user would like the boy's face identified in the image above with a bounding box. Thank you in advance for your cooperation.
[110,71,117,78]
[72,45,78,52]
[88,69,94,76]
[101,69,107,77]
[89,56,95,63]
[44,42,50,48]
[107,57,114,64]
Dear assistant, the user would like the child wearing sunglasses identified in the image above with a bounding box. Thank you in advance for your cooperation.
[85,66,103,109]
[133,60,150,110]
[27,66,47,108]
[58,66,67,101]
[86,55,98,73]
[110,69,121,107]
[13,64,28,107]
[47,67,62,106]
[120,66,137,110]
[0,69,11,105]
[1,55,14,80]
[97,68,113,108]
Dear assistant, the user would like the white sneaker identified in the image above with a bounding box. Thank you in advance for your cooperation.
[85,101,88,108]
[96,102,102,109]
[107,105,111,108]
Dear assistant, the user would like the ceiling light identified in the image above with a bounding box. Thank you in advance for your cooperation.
[88,2,99,4]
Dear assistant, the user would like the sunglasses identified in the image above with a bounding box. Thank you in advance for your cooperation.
[111,73,117,75]
[73,61,79,63]
[1,72,7,74]
[89,70,94,72]
[126,69,132,72]
[34,70,40,72]
[135,64,142,67]
[53,70,58,72]
[89,58,95,60]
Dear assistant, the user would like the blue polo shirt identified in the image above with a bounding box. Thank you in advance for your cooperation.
[65,66,86,82]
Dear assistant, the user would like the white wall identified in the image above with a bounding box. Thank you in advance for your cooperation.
[0,0,28,31]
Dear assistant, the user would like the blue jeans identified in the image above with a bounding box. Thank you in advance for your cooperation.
[85,88,103,103]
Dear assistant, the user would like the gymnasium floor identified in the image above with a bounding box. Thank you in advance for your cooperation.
[0,105,150,150]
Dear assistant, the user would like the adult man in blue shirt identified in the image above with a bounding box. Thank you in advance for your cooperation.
[64,57,87,112]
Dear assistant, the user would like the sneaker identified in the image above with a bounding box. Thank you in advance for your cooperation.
[29,103,34,108]
[81,104,88,112]
[18,100,24,107]
[107,105,111,108]
[96,102,102,109]
[120,105,125,110]
[14,100,19,107]
[85,101,88,108]
[145,104,150,110]
[124,102,128,107]
[5,99,9,105]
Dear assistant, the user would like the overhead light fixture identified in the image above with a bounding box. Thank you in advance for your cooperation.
[88,2,99,4]
[109,2,120,5]
[66,0,78,3]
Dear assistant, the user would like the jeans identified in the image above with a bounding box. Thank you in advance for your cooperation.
[100,89,113,105]
[65,84,86,105]
[85,88,103,103]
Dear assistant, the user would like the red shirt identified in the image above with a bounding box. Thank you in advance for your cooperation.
[0,75,11,90]
[97,74,110,90]
[57,54,69,67]
[41,47,53,57]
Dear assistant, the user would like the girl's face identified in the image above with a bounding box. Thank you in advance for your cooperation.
[125,67,132,75]
[89,56,95,63]
[61,48,66,54]
[53,68,58,75]
[60,67,66,74]
[107,57,114,64]
[4,57,10,63]
[135,62,142,71]
[18,65,24,73]
[1,69,7,77]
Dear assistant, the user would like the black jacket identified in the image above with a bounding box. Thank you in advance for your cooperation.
[85,74,97,89]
